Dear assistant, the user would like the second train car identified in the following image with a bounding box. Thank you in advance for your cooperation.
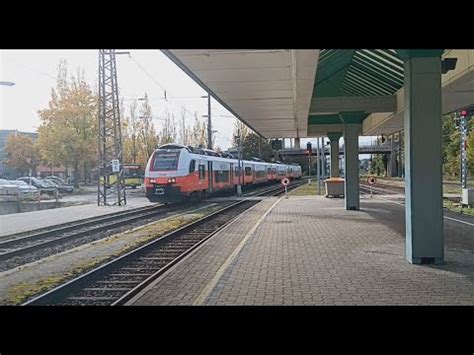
[144,143,301,203]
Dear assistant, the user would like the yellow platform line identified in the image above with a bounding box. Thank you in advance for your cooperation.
[193,197,282,305]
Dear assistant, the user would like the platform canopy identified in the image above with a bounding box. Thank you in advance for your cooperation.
[162,50,319,138]
[163,49,474,138]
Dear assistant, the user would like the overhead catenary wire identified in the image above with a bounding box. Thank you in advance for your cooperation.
[127,52,237,123]
[123,51,243,149]
[128,55,168,94]
[127,54,199,119]
[3,55,57,80]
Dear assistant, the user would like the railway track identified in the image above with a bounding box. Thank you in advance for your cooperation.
[22,181,301,305]
[0,204,161,241]
[0,203,186,266]
[1,181,302,270]
[359,181,404,195]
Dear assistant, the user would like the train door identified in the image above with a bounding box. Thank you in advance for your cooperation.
[198,163,206,190]
[230,163,234,188]
[208,161,213,193]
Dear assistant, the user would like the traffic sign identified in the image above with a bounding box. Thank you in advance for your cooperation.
[367,176,376,185]
[111,159,120,173]
[281,178,290,186]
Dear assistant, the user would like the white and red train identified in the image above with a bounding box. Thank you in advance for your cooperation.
[144,144,302,203]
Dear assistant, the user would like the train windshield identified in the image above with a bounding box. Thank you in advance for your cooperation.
[152,151,180,171]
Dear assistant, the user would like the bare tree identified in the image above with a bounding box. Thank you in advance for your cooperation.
[179,106,189,145]
[158,111,177,145]
[138,94,158,163]
[123,100,140,164]
[188,111,207,147]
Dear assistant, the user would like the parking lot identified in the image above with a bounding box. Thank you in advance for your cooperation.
[0,177,146,215]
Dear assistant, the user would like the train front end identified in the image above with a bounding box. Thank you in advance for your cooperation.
[144,145,189,203]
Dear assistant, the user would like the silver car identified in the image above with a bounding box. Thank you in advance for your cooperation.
[0,179,21,200]
[45,176,74,193]
[7,180,39,198]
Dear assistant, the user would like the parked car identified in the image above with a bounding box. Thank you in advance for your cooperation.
[6,180,39,198]
[42,179,60,191]
[44,176,74,193]
[17,177,57,196]
[0,179,21,199]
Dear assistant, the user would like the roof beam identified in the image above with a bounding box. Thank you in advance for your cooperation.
[309,96,397,115]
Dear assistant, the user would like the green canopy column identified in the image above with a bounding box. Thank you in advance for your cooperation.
[341,112,364,211]
[398,50,444,264]
[327,132,342,178]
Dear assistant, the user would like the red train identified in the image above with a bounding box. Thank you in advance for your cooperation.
[144,144,302,203]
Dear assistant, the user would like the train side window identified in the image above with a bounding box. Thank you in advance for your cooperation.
[215,170,229,183]
[189,160,196,174]
[245,167,252,176]
[198,165,205,180]
[234,166,241,177]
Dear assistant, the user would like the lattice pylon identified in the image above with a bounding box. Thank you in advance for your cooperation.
[97,49,126,206]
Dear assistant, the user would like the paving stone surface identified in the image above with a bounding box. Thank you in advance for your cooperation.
[130,195,474,306]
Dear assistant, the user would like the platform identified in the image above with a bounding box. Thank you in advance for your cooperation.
[0,197,154,238]
[128,195,474,305]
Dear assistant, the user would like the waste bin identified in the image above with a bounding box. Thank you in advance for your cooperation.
[324,178,344,198]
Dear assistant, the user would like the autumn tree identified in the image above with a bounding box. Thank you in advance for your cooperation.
[370,154,386,176]
[442,114,462,178]
[187,112,208,147]
[178,106,189,145]
[467,119,474,176]
[157,112,177,146]
[242,133,273,160]
[232,120,273,160]
[122,100,141,164]
[134,94,159,167]
[3,134,39,176]
[232,120,250,147]
[37,60,98,188]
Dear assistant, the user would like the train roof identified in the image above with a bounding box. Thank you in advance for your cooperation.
[156,143,299,168]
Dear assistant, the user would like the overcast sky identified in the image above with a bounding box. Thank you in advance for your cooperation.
[0,50,375,151]
[0,50,242,150]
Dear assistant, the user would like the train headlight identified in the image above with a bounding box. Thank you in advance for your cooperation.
[150,178,157,184]
[168,178,176,184]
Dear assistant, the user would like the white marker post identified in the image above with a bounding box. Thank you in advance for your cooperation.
[282,178,289,199]
[367,176,376,198]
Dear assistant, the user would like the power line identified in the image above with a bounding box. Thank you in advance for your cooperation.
[126,52,239,138]
[3,56,57,80]
[127,53,223,121]
[123,96,207,101]
[128,56,167,94]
